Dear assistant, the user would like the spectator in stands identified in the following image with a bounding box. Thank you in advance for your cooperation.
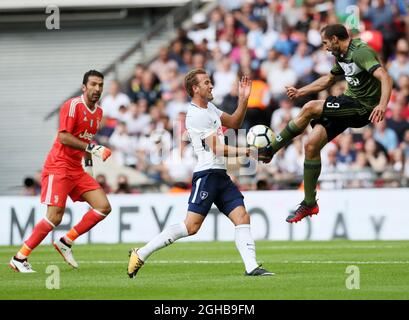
[149,46,179,83]
[108,121,138,168]
[363,0,397,59]
[259,48,280,80]
[212,55,238,105]
[336,133,357,170]
[373,120,399,155]
[386,98,409,142]
[212,27,232,57]
[246,19,278,61]
[252,0,269,20]
[175,27,195,51]
[220,81,239,116]
[160,65,183,102]
[312,45,333,78]
[165,88,189,121]
[347,151,374,188]
[192,52,207,70]
[400,129,409,158]
[255,177,271,190]
[270,96,300,133]
[219,11,242,42]
[390,148,405,177]
[23,177,37,196]
[99,80,131,143]
[115,174,132,194]
[320,147,343,190]
[130,70,161,106]
[169,39,185,67]
[307,20,322,49]
[364,138,388,175]
[290,41,315,87]
[283,136,304,176]
[187,12,216,45]
[230,33,255,66]
[178,49,194,74]
[274,30,297,57]
[124,100,151,136]
[160,140,196,186]
[128,63,146,100]
[101,80,131,120]
[388,38,409,81]
[95,174,112,194]
[267,0,288,33]
[233,1,257,33]
[266,53,297,99]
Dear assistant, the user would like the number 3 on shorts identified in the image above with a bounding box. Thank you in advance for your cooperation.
[326,102,340,108]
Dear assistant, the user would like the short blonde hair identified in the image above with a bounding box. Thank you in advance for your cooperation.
[184,68,207,97]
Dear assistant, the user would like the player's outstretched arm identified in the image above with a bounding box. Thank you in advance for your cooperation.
[204,133,268,162]
[286,73,336,99]
[369,67,393,123]
[58,131,112,161]
[221,75,252,129]
[205,133,248,157]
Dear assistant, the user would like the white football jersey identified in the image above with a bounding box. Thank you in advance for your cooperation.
[186,102,226,172]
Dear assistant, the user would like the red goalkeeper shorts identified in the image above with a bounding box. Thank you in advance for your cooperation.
[41,171,101,207]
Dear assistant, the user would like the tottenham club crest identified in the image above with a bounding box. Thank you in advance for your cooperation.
[200,191,208,200]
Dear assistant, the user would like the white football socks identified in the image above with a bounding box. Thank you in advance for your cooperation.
[137,222,189,261]
[235,224,258,273]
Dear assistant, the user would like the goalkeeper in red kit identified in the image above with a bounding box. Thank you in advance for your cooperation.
[10,70,113,273]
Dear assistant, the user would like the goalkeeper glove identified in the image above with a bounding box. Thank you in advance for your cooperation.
[84,158,93,176]
[86,143,112,161]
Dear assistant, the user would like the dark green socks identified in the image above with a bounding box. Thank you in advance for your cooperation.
[271,120,303,153]
[303,159,321,206]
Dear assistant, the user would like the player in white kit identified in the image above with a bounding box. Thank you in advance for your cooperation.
[127,68,273,278]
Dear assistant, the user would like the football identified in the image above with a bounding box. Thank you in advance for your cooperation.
[246,124,275,148]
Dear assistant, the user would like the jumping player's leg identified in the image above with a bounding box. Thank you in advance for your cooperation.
[228,206,273,276]
[303,124,328,205]
[271,100,325,154]
[286,125,328,223]
[127,212,202,278]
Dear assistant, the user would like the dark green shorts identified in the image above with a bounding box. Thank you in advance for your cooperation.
[311,95,372,141]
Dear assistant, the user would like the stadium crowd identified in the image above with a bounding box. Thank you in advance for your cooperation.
[24,0,409,194]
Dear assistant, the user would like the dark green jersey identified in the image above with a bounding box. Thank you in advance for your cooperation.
[330,38,382,110]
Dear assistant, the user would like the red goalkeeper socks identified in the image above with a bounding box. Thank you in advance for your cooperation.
[19,218,55,257]
[65,209,107,242]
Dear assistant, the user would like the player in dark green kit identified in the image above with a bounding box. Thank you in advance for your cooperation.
[264,24,393,223]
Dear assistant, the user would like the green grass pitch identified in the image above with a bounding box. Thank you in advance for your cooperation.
[1,241,409,300]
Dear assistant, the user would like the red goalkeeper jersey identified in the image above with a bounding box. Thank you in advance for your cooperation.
[43,95,103,173]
